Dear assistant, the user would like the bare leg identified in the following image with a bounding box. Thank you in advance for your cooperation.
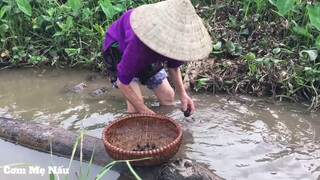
[152,78,175,106]
[126,81,143,113]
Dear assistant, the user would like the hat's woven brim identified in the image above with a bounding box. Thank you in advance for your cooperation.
[130,0,212,61]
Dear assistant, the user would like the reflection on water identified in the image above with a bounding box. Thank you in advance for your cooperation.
[0,68,320,180]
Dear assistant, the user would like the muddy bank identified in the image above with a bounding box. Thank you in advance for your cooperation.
[184,1,320,113]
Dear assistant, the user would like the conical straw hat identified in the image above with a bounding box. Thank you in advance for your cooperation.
[130,0,212,61]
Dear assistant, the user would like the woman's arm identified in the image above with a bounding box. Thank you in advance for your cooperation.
[168,67,195,115]
[117,79,155,114]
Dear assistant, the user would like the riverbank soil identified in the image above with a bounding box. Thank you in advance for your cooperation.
[183,1,320,112]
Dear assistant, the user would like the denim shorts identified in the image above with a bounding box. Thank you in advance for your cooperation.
[113,69,168,90]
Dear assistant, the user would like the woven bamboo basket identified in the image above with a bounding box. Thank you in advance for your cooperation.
[102,113,183,166]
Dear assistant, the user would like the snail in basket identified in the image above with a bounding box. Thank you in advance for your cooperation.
[133,142,157,151]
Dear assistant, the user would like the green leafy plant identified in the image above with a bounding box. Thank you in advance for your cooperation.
[95,157,151,180]
[15,0,32,16]
[306,2,320,31]
[244,52,257,76]
[269,0,296,16]
[0,0,157,68]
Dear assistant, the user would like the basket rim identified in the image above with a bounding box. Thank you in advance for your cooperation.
[102,113,183,157]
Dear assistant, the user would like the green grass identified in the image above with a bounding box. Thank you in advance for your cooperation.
[49,128,151,180]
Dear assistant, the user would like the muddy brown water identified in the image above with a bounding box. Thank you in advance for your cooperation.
[0,68,319,180]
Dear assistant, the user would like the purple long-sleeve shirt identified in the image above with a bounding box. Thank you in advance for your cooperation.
[103,9,184,85]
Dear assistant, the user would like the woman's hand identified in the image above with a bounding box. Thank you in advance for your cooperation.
[167,67,195,116]
[180,93,195,116]
[117,79,155,114]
